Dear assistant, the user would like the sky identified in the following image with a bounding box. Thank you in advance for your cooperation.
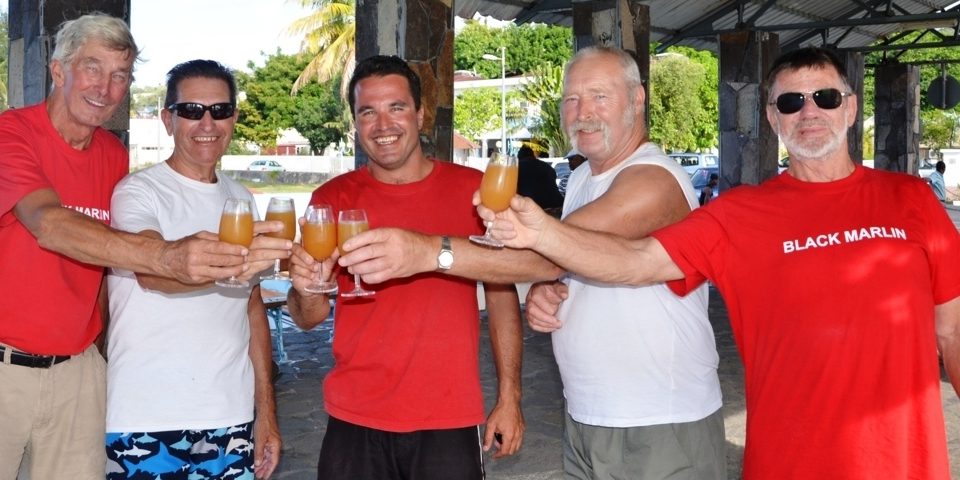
[130,0,313,87]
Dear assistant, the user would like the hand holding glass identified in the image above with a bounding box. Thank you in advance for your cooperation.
[470,153,518,248]
[338,209,375,298]
[216,198,254,288]
[261,197,297,281]
[301,204,338,294]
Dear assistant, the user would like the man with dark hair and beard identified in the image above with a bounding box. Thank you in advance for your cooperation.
[335,46,725,480]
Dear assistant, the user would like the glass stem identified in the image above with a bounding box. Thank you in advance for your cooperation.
[274,259,281,275]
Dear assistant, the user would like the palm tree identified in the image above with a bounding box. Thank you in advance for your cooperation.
[287,0,356,97]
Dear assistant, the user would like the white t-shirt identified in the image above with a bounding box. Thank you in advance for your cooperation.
[106,162,258,432]
[555,142,722,427]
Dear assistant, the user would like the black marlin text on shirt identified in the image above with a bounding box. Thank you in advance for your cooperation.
[782,226,907,254]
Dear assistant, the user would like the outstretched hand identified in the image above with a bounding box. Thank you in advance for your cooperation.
[159,231,248,284]
[473,192,553,250]
[337,228,436,284]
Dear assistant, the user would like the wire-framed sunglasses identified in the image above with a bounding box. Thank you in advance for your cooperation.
[167,102,236,120]
[770,88,852,115]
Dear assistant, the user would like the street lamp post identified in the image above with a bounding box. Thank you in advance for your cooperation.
[482,46,507,155]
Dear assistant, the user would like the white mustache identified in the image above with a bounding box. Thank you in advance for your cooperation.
[567,120,607,138]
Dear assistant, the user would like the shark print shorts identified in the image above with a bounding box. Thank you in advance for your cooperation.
[105,421,254,479]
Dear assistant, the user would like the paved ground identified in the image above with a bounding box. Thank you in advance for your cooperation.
[268,205,960,479]
[268,278,960,479]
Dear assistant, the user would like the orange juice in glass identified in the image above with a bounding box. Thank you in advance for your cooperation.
[216,198,254,288]
[262,197,296,280]
[338,209,375,298]
[302,204,338,294]
[470,153,518,247]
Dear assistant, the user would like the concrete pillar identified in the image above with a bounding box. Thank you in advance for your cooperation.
[571,0,649,122]
[718,31,779,189]
[355,0,454,164]
[842,51,865,165]
[874,62,920,174]
[8,0,131,141]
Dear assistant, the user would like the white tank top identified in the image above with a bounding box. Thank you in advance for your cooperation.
[555,142,722,427]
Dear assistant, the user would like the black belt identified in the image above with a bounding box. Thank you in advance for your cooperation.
[0,346,71,369]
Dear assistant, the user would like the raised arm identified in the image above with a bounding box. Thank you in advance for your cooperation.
[16,188,248,284]
[480,282,525,458]
[481,194,684,287]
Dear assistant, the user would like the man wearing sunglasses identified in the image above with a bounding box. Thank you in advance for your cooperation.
[104,59,285,479]
[0,14,262,480]
[475,46,960,480]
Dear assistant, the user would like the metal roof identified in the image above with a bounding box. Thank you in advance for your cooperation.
[456,0,960,54]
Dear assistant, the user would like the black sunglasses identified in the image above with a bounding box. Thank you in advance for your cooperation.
[167,102,236,120]
[770,88,851,115]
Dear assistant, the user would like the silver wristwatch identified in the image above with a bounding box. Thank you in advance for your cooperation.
[437,236,454,271]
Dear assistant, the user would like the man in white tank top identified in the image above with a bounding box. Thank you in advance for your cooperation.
[336,47,725,480]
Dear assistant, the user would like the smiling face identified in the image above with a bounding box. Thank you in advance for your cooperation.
[49,38,134,140]
[352,73,427,180]
[766,66,856,162]
[162,76,237,180]
[560,52,646,173]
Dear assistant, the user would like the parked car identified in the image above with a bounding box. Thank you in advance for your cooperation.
[669,152,719,175]
[690,167,719,202]
[248,159,285,172]
[919,159,936,179]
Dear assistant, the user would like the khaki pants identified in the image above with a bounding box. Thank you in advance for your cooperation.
[0,345,106,480]
[563,408,726,480]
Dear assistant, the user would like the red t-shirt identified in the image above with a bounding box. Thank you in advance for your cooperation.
[0,103,129,355]
[652,166,960,479]
[312,160,487,432]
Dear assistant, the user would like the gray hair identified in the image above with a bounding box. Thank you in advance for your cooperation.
[564,46,644,93]
[50,12,141,67]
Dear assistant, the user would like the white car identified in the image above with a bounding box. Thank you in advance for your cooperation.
[247,159,285,172]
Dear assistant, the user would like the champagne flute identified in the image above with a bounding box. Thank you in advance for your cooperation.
[301,204,338,294]
[216,198,254,288]
[338,209,375,298]
[469,153,518,248]
[260,197,297,281]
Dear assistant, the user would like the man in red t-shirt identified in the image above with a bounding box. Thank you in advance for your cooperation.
[477,47,960,479]
[286,56,524,480]
[0,14,283,480]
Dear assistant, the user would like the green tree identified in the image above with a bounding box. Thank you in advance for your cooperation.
[129,84,165,118]
[648,54,714,152]
[235,50,346,151]
[293,77,346,153]
[455,21,571,79]
[1,10,8,111]
[518,64,568,156]
[454,88,501,141]
[664,47,719,150]
[287,0,355,95]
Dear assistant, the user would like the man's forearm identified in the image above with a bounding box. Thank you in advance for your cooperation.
[447,237,563,284]
[248,288,278,418]
[483,284,523,404]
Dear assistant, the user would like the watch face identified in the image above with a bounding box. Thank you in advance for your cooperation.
[439,251,454,269]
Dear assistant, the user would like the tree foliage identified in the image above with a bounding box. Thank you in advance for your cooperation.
[454,21,572,79]
[648,54,716,152]
[518,64,568,156]
[454,88,501,140]
[129,84,165,118]
[235,50,346,152]
[287,0,355,96]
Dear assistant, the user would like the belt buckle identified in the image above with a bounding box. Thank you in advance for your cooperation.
[30,355,55,368]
